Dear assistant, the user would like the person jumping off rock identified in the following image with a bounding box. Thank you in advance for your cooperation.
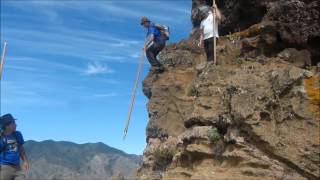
[198,3,222,65]
[141,17,167,73]
[0,114,30,180]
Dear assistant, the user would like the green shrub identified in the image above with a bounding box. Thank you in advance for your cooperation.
[153,148,175,170]
[189,85,199,97]
[226,85,239,96]
[208,128,221,142]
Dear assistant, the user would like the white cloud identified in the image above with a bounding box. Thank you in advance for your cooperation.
[93,54,126,63]
[93,93,120,98]
[6,65,37,72]
[84,61,114,75]
[3,27,143,63]
[94,78,121,85]
[129,52,140,59]
[2,0,190,65]
[4,0,191,27]
[1,80,66,108]
[8,56,83,73]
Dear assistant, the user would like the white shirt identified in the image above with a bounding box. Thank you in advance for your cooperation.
[200,11,219,40]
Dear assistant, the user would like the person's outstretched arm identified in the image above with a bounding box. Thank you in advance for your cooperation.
[20,146,30,172]
[144,34,154,51]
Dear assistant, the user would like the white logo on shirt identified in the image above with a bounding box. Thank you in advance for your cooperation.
[6,139,18,152]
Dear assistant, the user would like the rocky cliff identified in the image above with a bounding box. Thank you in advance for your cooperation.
[138,0,319,179]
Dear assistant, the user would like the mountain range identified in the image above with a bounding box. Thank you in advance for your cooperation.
[24,140,141,180]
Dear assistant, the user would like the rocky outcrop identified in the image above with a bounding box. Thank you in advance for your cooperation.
[138,0,319,179]
[191,0,320,65]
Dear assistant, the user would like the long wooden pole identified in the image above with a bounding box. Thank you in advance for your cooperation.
[0,41,8,115]
[123,49,145,139]
[0,41,8,80]
[213,0,217,65]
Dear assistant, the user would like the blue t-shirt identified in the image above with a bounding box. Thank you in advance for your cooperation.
[147,23,165,45]
[0,131,24,166]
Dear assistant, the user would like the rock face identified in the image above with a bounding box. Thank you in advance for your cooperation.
[191,0,320,65]
[138,0,319,179]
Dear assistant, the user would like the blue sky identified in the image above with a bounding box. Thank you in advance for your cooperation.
[0,0,192,155]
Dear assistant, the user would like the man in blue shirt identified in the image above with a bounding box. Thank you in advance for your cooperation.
[141,17,166,73]
[0,114,29,180]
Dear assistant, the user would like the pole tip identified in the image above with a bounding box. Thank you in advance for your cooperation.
[123,130,127,140]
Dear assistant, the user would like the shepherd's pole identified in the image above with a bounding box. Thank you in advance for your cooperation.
[0,41,8,116]
[123,49,145,139]
[0,41,8,80]
[213,0,217,64]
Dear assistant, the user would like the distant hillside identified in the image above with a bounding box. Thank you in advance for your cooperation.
[24,140,141,180]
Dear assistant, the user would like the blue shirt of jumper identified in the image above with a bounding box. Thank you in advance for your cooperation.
[0,131,25,166]
[147,23,165,45]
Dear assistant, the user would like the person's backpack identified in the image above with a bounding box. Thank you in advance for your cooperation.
[154,23,170,41]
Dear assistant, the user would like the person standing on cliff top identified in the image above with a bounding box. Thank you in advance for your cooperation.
[141,17,166,73]
[0,114,30,180]
[198,3,222,65]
